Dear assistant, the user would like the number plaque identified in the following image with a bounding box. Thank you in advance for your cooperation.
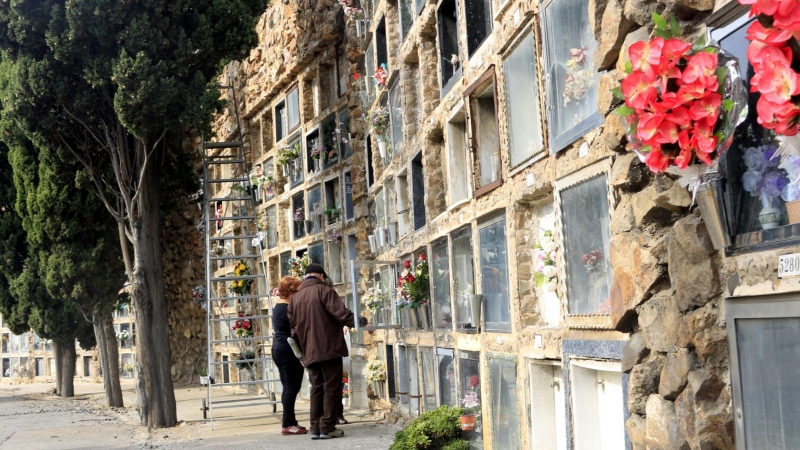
[778,253,800,278]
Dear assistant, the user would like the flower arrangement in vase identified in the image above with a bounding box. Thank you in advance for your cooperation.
[116,329,131,342]
[366,107,390,158]
[326,230,343,245]
[615,13,746,174]
[229,261,252,295]
[123,363,135,374]
[363,355,387,382]
[235,349,257,370]
[374,63,388,89]
[337,0,364,22]
[361,283,384,311]
[460,374,481,431]
[287,254,311,277]
[257,211,269,232]
[563,46,594,108]
[533,230,558,291]
[294,208,304,223]
[582,250,603,273]
[192,285,206,302]
[397,254,429,309]
[232,313,254,338]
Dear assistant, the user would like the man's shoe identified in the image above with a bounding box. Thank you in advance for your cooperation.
[310,433,320,440]
[282,426,308,435]
[319,428,344,439]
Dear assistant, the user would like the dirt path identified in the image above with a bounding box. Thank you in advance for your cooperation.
[0,382,397,449]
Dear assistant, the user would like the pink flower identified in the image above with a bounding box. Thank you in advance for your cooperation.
[621,71,658,111]
[645,147,670,173]
[469,375,479,388]
[628,38,664,79]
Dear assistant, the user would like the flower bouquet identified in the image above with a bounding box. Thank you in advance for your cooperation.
[397,254,430,309]
[361,283,384,311]
[229,261,252,295]
[615,13,747,174]
[233,314,254,338]
[533,230,558,290]
[116,330,131,342]
[737,0,800,136]
[257,211,269,232]
[294,208,304,223]
[563,46,594,108]
[337,0,365,23]
[582,250,603,273]
[327,230,343,245]
[287,253,311,277]
[123,363,135,374]
[366,107,390,158]
[365,356,386,397]
[460,376,481,431]
[192,285,206,302]
[374,63,388,89]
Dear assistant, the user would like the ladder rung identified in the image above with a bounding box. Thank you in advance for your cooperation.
[211,357,271,366]
[210,380,278,387]
[210,294,270,302]
[210,314,271,322]
[210,254,262,261]
[204,141,243,149]
[210,235,257,241]
[211,336,271,345]
[210,275,262,282]
[207,178,250,183]
[212,215,256,221]
[206,159,246,165]
[209,197,252,202]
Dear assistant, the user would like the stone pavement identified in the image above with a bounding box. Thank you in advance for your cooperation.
[0,381,398,449]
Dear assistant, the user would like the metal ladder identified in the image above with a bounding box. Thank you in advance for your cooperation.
[201,84,280,429]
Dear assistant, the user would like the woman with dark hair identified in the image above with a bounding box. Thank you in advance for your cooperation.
[273,276,307,435]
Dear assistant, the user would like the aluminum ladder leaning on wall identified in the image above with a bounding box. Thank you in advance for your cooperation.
[201,83,280,429]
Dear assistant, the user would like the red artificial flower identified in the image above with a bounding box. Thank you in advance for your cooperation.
[353,73,360,80]
[653,120,679,144]
[661,38,692,64]
[753,60,800,104]
[740,0,780,17]
[645,147,670,173]
[404,260,411,269]
[649,92,680,114]
[628,38,664,79]
[621,71,658,111]
[688,92,722,123]
[665,106,691,129]
[674,145,693,169]
[691,120,718,164]
[773,0,800,32]
[637,112,665,142]
[469,375,479,388]
[406,274,416,283]
[757,96,800,135]
[681,51,719,91]
[419,254,426,262]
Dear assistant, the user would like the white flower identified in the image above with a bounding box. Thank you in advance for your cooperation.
[541,265,558,279]
[540,240,556,252]
[742,170,762,195]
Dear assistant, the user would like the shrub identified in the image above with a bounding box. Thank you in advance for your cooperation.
[390,406,471,450]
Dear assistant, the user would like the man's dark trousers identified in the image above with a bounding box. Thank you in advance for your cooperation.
[306,357,344,434]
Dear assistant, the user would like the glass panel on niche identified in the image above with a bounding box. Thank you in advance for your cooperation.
[504,31,545,167]
[307,186,323,235]
[339,109,353,159]
[452,227,476,330]
[292,193,305,240]
[559,175,612,314]
[542,0,602,152]
[459,351,483,447]
[479,216,511,331]
[469,75,500,189]
[328,241,343,284]
[308,242,324,268]
[266,206,278,249]
[399,0,414,42]
[431,240,453,330]
[420,347,437,412]
[389,81,403,158]
[490,357,520,450]
[437,349,457,407]
[322,115,339,168]
[287,87,300,130]
[437,0,461,92]
[263,157,276,199]
[736,317,800,448]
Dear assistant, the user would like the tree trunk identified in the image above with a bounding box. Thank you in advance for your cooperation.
[93,311,123,407]
[58,340,76,398]
[130,158,177,428]
[54,340,63,396]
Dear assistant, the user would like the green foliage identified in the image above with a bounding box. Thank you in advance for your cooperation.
[0,142,28,334]
[390,406,470,450]
[651,12,682,39]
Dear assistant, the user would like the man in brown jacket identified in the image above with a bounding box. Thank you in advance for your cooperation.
[288,263,357,440]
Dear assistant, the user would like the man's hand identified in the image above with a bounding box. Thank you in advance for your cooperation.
[343,325,350,335]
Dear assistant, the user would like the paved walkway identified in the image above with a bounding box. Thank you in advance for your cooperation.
[0,381,397,449]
